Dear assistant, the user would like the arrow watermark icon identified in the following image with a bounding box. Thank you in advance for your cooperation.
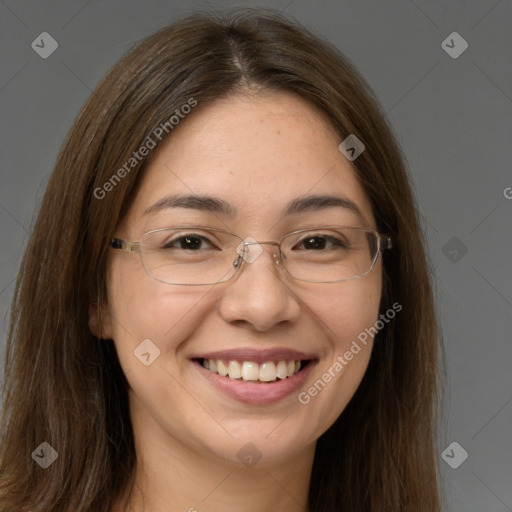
[441,32,468,59]
[442,236,468,263]
[338,134,365,161]
[441,441,468,469]
[31,32,58,59]
[134,339,161,366]
[31,442,58,469]
[236,442,263,468]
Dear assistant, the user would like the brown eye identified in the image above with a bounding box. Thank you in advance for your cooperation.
[294,235,347,251]
[163,235,215,250]
[303,237,325,249]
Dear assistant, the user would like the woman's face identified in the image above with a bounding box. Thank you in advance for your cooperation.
[100,91,382,468]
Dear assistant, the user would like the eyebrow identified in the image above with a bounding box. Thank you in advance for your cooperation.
[144,194,236,216]
[144,193,365,222]
[282,194,364,222]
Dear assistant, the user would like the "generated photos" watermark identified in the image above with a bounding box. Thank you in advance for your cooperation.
[298,302,402,404]
[94,97,197,200]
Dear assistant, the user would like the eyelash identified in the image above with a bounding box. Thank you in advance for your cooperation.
[162,234,217,250]
[160,232,350,251]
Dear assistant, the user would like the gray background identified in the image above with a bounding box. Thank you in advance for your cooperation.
[1,0,511,510]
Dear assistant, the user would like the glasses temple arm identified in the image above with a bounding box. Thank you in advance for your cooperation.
[379,235,392,250]
[110,238,141,252]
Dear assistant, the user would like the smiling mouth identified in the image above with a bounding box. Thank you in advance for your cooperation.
[195,358,312,383]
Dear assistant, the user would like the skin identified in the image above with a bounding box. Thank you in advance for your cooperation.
[93,91,383,512]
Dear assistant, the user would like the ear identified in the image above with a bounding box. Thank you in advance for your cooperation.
[89,302,113,340]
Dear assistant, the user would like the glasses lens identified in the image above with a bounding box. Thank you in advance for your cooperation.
[137,226,381,285]
[140,228,241,285]
[281,227,379,282]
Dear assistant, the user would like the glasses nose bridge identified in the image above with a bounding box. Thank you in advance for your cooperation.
[239,239,283,265]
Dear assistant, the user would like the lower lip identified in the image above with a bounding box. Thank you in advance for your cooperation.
[193,360,317,404]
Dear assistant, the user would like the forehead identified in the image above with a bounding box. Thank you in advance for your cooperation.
[123,91,375,232]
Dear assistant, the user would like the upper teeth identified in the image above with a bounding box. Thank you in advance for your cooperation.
[202,359,301,382]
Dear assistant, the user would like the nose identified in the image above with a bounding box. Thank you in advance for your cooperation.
[218,242,301,332]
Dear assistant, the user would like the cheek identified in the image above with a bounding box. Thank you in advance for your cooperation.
[294,273,381,429]
[105,259,216,372]
[307,269,382,345]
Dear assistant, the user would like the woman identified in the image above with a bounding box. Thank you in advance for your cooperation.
[0,10,442,511]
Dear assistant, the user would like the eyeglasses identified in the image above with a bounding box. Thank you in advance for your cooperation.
[110,226,392,285]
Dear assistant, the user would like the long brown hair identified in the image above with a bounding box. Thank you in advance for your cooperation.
[0,10,442,511]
